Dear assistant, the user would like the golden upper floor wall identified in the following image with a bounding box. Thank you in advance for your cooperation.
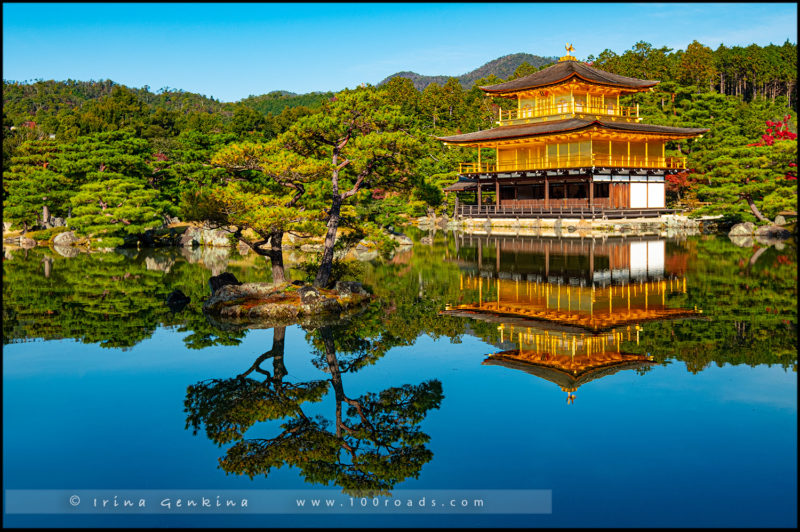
[495,137,669,171]
[502,81,641,125]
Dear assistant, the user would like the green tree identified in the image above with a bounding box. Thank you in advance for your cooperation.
[2,139,69,232]
[679,41,718,91]
[508,61,538,80]
[227,104,275,139]
[380,77,421,119]
[77,85,147,135]
[184,140,329,283]
[68,175,173,247]
[692,132,797,222]
[280,87,425,287]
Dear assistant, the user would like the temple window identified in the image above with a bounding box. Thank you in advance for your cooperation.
[594,182,610,198]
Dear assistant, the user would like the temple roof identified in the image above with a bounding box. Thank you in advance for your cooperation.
[483,351,655,391]
[480,60,659,94]
[441,304,702,333]
[442,179,478,192]
[438,118,708,145]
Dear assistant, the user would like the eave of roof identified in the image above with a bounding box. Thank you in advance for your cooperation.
[437,119,708,145]
[442,179,478,192]
[483,354,655,389]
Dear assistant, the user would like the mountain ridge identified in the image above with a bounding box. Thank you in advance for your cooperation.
[378,52,559,90]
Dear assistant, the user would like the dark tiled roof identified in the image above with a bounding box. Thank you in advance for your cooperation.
[481,60,659,93]
[483,354,655,390]
[442,179,478,192]
[438,119,708,144]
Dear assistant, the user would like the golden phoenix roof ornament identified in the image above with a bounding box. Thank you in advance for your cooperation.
[559,43,577,62]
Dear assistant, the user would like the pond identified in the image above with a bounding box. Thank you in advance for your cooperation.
[3,230,797,527]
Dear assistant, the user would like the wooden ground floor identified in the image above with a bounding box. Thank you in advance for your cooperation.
[447,171,669,217]
[455,205,674,219]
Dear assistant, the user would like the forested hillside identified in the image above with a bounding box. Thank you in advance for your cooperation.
[2,40,797,245]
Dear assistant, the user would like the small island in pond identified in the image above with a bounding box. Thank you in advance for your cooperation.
[201,273,372,328]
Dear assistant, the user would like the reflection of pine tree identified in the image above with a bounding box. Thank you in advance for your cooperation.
[64,253,169,347]
[185,327,330,445]
[184,323,443,496]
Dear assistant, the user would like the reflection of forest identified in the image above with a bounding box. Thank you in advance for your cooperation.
[441,232,796,374]
[185,323,443,495]
[2,232,795,373]
[2,247,272,349]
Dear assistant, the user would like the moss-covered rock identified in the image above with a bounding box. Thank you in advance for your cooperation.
[203,280,372,327]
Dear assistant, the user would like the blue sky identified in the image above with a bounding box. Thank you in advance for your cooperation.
[3,3,797,102]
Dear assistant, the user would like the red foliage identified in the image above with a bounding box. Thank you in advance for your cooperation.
[750,116,797,147]
[746,117,797,180]
[666,170,689,186]
[665,170,692,195]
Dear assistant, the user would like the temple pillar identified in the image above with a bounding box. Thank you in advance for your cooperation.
[545,175,550,209]
[495,178,500,209]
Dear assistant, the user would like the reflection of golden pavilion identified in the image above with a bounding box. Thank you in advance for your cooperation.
[453,235,676,288]
[446,236,700,333]
[447,274,697,332]
[482,323,655,403]
[442,236,700,402]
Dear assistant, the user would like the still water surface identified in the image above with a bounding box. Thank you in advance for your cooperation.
[3,231,797,527]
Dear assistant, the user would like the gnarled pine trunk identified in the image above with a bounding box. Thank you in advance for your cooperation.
[741,194,770,223]
[267,229,286,284]
[314,195,342,288]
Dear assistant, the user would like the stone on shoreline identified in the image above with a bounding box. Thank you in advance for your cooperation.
[208,272,242,295]
[53,230,79,247]
[754,224,791,239]
[180,226,232,248]
[728,222,755,237]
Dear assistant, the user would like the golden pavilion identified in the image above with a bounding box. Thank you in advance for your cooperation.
[439,45,708,218]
